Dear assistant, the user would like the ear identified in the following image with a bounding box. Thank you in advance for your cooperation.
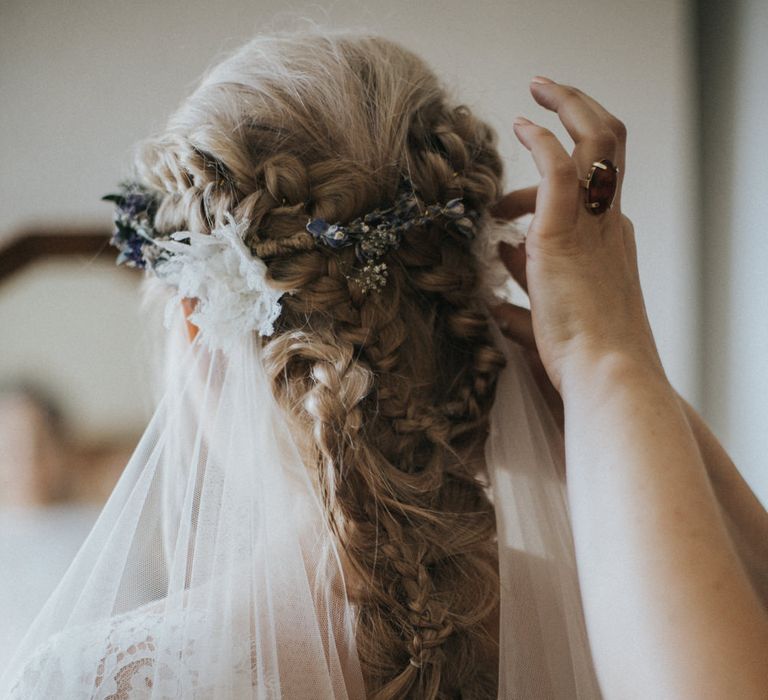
[181,297,200,342]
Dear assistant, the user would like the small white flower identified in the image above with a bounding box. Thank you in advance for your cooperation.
[154,214,288,353]
[471,213,527,304]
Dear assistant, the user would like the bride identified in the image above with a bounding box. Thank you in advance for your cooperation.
[3,27,765,700]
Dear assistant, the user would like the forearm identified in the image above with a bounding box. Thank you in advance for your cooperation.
[676,395,768,607]
[562,353,768,699]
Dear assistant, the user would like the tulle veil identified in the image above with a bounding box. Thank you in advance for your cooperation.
[0,223,602,698]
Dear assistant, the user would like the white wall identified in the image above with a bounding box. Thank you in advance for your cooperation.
[0,1,698,435]
[700,0,768,505]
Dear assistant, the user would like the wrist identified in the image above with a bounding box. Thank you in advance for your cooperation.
[559,347,670,405]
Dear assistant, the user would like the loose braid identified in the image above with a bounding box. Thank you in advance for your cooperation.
[135,29,508,698]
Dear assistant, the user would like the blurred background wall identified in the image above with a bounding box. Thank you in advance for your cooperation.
[0,0,763,672]
[698,0,768,513]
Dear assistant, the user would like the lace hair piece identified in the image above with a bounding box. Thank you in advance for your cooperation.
[472,215,527,304]
[153,214,287,352]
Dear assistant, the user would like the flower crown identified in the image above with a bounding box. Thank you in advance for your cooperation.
[103,174,479,290]
[102,174,484,350]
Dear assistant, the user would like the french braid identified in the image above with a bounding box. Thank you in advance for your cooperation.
[135,29,508,698]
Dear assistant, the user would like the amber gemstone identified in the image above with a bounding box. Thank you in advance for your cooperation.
[585,159,619,214]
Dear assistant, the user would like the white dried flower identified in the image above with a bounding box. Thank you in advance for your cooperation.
[471,213,527,305]
[154,214,287,353]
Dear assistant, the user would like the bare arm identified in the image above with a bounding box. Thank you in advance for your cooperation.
[490,76,768,698]
[496,300,768,697]
[677,395,768,608]
[562,353,768,699]
[493,291,768,630]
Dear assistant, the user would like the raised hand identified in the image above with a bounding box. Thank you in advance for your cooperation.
[491,77,662,396]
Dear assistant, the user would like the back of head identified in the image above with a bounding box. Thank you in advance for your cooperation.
[135,28,506,699]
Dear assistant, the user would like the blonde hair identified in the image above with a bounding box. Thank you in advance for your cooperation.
[135,28,506,699]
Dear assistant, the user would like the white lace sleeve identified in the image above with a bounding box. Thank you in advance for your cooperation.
[6,606,261,699]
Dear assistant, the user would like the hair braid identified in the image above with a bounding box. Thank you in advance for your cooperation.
[263,246,504,697]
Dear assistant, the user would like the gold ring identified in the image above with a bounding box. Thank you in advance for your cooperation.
[579,159,620,215]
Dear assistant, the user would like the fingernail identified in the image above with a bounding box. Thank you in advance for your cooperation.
[513,116,532,127]
[531,75,555,84]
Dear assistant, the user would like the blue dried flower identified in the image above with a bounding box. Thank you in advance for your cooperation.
[114,224,148,267]
[306,218,351,248]
[442,198,465,219]
[102,182,166,270]
[120,192,154,219]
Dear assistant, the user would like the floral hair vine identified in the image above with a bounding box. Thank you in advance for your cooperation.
[304,173,479,292]
[102,174,482,350]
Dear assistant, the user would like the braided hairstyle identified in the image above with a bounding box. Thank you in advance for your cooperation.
[135,29,507,698]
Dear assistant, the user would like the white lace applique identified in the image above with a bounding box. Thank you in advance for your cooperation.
[154,214,289,353]
[471,214,527,304]
[7,604,263,699]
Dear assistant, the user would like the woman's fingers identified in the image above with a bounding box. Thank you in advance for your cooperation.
[490,302,535,349]
[490,185,538,221]
[568,86,627,209]
[498,240,528,294]
[570,87,628,154]
[531,78,624,168]
[512,118,581,236]
[528,78,626,209]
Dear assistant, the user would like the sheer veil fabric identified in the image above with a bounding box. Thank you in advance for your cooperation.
[0,258,601,698]
[488,327,601,698]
